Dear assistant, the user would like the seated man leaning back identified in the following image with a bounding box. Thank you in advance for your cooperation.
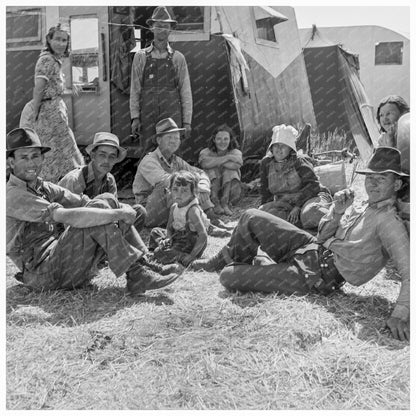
[191,147,410,341]
[133,117,221,228]
[59,132,146,232]
[6,127,180,295]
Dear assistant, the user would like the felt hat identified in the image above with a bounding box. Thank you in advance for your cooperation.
[85,132,127,163]
[267,124,298,153]
[146,6,177,28]
[356,146,408,177]
[155,118,185,136]
[6,127,50,157]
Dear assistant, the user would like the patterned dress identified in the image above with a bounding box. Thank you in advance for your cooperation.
[20,50,84,183]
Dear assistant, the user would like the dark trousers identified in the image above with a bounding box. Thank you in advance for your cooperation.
[219,208,342,295]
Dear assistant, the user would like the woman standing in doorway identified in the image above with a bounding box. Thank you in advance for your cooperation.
[20,23,84,183]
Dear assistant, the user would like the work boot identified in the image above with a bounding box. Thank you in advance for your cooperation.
[126,261,179,295]
[190,250,228,272]
[140,256,184,275]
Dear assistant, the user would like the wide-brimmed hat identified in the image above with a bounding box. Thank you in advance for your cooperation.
[146,6,177,28]
[6,127,51,157]
[356,147,409,177]
[85,132,127,163]
[155,118,185,137]
[267,124,298,153]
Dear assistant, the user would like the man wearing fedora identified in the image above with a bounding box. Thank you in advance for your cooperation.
[133,117,230,232]
[6,127,180,295]
[191,147,410,341]
[59,132,146,232]
[130,6,192,155]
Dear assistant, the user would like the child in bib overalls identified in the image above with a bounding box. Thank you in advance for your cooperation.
[149,170,209,266]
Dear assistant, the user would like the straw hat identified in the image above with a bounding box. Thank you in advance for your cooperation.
[85,132,127,163]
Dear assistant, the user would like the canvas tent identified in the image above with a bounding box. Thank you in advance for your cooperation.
[302,25,377,162]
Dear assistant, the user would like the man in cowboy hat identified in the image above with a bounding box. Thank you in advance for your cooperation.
[133,118,230,233]
[6,127,180,295]
[191,147,410,341]
[130,6,192,155]
[59,132,146,231]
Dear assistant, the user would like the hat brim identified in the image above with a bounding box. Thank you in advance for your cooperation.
[156,127,185,136]
[85,142,127,163]
[356,168,409,177]
[146,18,177,28]
[6,145,51,157]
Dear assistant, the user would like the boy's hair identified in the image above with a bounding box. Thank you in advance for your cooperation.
[169,170,199,196]
[208,124,239,152]
[376,95,410,132]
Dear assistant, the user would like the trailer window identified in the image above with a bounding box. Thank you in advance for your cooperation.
[6,7,43,45]
[375,41,403,65]
[168,6,210,41]
[70,16,100,92]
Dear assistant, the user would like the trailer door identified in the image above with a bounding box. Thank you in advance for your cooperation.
[59,6,110,146]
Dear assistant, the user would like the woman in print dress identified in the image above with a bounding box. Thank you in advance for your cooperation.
[20,23,84,183]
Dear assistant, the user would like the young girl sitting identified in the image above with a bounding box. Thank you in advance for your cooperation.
[199,124,243,216]
[149,171,210,266]
[260,124,330,229]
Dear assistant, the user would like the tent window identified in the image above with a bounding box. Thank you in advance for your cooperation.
[6,7,43,45]
[375,42,403,65]
[255,19,276,43]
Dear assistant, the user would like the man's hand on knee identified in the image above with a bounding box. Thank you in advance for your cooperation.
[119,204,137,225]
[386,316,410,341]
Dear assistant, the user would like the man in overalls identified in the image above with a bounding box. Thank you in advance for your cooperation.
[130,6,192,156]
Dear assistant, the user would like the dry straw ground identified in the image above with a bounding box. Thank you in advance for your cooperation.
[6,163,410,410]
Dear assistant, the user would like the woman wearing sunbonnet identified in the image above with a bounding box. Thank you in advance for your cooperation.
[259,124,331,230]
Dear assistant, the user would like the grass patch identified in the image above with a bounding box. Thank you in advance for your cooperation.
[6,164,410,410]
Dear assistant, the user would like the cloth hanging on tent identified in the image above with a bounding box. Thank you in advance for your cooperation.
[222,34,250,94]
[110,24,136,95]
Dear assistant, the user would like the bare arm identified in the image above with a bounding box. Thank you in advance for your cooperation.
[51,205,136,228]
[32,77,47,121]
[199,154,230,169]
[222,161,242,170]
[180,207,208,266]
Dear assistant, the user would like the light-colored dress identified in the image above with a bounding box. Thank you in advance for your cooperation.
[20,50,84,183]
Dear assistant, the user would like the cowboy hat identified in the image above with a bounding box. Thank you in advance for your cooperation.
[356,146,409,177]
[85,132,127,163]
[146,6,177,28]
[6,127,51,157]
[155,118,185,136]
[267,124,298,154]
